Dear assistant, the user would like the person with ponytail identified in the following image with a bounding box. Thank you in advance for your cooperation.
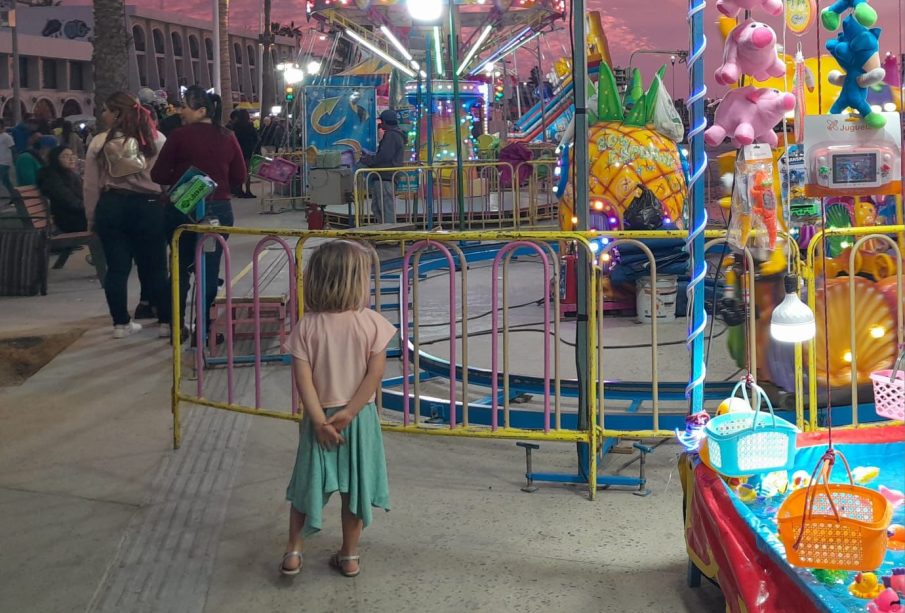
[151,85,247,341]
[84,91,170,339]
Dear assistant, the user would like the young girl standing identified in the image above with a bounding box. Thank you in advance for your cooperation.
[280,240,396,578]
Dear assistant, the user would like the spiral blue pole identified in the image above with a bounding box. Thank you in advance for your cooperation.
[685,0,708,413]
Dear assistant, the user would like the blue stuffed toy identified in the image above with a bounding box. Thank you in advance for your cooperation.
[825,15,886,128]
[821,0,878,31]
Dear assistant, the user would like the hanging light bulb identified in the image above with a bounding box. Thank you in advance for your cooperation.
[770,274,816,343]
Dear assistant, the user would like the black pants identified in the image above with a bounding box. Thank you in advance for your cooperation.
[167,200,234,333]
[94,191,170,326]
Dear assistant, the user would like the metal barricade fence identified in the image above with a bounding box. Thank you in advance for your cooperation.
[524,159,560,226]
[804,225,905,430]
[171,226,736,498]
[352,162,522,229]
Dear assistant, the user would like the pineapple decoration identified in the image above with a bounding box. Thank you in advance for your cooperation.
[559,64,687,230]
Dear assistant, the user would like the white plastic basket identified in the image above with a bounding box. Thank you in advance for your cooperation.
[871,351,905,421]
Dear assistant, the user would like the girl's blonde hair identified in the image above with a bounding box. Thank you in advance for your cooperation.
[303,240,375,313]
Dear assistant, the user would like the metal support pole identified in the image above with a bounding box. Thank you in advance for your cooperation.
[10,4,21,125]
[513,51,522,118]
[426,33,435,230]
[536,36,546,143]
[212,0,221,94]
[572,0,591,487]
[413,73,423,219]
[447,0,466,229]
[685,0,708,413]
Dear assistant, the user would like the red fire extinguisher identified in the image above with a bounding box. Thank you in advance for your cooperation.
[306,202,325,230]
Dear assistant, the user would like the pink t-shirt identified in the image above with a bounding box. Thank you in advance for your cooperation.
[285,308,397,408]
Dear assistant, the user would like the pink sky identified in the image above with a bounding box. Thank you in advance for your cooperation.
[90,0,905,98]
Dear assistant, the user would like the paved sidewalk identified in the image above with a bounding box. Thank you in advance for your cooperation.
[0,200,725,613]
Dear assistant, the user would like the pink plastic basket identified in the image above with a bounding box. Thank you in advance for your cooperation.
[870,352,905,421]
[257,157,299,185]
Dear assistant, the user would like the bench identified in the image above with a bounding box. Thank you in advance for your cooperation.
[208,295,289,354]
[12,185,106,288]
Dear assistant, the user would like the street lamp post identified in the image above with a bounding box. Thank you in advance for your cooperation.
[2,1,22,124]
[10,3,21,124]
[212,0,220,94]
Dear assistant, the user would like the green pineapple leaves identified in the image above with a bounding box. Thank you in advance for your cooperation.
[596,63,624,122]
[595,64,668,127]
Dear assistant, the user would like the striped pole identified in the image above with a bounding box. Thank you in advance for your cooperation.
[685,0,708,413]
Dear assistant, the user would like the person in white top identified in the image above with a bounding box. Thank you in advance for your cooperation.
[84,91,170,339]
[0,120,16,197]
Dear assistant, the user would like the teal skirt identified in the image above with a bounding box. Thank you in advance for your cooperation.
[286,403,390,536]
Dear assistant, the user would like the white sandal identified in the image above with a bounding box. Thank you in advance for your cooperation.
[329,552,361,577]
[279,551,303,576]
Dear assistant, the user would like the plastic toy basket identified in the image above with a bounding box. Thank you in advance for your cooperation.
[256,157,299,185]
[777,451,892,571]
[870,351,904,421]
[704,380,798,478]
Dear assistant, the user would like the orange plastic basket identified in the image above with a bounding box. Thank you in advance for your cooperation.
[777,451,892,571]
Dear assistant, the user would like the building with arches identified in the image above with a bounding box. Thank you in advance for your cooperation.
[0,5,297,120]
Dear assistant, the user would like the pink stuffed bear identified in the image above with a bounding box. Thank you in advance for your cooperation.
[704,87,795,147]
[715,20,786,85]
[717,0,784,17]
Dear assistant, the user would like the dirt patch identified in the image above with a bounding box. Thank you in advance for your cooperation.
[0,328,85,386]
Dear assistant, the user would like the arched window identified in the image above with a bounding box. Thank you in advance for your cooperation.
[189,35,200,59]
[132,26,146,52]
[247,45,256,66]
[204,38,214,61]
[171,32,183,57]
[152,28,165,54]
[233,42,242,65]
[61,99,82,117]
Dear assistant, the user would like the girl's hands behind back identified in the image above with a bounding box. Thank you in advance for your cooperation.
[314,422,345,449]
[325,408,354,433]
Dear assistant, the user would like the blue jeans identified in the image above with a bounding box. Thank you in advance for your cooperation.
[95,190,170,325]
[168,200,235,333]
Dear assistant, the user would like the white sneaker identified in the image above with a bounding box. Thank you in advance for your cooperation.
[158,323,171,339]
[113,321,143,338]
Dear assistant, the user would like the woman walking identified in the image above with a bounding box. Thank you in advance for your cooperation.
[151,85,246,340]
[84,91,170,338]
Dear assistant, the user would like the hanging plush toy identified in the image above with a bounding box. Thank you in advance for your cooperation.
[821,0,878,31]
[715,20,787,85]
[705,86,795,147]
[717,0,784,18]
[826,15,887,128]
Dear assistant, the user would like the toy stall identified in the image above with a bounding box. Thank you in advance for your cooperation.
[677,0,905,612]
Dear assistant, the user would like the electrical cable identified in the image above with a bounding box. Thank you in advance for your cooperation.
[415,298,540,328]
[415,319,728,349]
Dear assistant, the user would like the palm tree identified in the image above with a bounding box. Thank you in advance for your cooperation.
[92,0,129,118]
[218,0,233,108]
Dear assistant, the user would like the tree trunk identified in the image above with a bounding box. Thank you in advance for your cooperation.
[259,0,273,117]
[92,0,129,120]
[218,0,233,108]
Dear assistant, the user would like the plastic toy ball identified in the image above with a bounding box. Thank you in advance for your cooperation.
[716,396,753,415]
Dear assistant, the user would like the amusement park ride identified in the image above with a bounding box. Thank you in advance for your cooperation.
[247,0,903,500]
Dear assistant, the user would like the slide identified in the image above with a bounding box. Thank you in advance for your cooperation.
[509,63,600,143]
[513,77,573,132]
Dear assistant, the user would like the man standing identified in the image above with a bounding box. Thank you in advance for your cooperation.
[0,120,16,197]
[360,110,406,224]
[257,116,284,156]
